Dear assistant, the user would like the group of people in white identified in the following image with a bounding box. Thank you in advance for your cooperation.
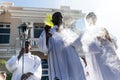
[5,11,120,80]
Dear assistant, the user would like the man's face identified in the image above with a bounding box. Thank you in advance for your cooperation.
[86,18,93,25]
[58,16,63,26]
[25,42,31,51]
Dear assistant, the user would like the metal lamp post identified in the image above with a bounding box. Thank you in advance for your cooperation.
[18,22,32,74]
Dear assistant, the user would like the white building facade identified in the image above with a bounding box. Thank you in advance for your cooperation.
[0,2,85,79]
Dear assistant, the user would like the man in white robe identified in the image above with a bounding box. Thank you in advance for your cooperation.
[38,12,86,80]
[6,41,42,80]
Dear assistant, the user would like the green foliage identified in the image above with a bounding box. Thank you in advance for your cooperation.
[6,72,12,80]
[0,59,6,66]
[0,59,12,80]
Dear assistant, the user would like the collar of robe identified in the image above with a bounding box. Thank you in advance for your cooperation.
[24,52,31,56]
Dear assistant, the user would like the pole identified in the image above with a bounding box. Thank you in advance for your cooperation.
[21,38,25,74]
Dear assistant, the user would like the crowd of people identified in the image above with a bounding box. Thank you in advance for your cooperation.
[5,11,120,80]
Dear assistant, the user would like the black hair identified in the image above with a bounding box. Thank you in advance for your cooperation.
[25,41,30,46]
[86,12,97,20]
[103,28,112,42]
[52,12,63,26]
[44,25,52,46]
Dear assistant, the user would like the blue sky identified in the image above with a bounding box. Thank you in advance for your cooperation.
[0,0,61,8]
[0,0,96,12]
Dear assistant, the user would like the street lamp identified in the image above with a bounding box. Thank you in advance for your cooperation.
[18,22,32,48]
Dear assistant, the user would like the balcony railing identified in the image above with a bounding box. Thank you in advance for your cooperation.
[0,47,16,58]
[0,38,40,58]
[29,38,38,47]
[15,38,39,49]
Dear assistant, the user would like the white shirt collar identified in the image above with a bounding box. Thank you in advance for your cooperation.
[50,25,58,34]
[24,52,31,56]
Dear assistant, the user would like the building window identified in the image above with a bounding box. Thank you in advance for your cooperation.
[34,23,44,38]
[0,23,10,44]
[41,59,49,80]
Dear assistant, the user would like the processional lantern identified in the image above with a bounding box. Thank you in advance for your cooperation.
[18,22,32,48]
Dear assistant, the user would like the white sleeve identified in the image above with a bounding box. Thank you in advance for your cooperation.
[38,30,48,55]
[5,55,19,73]
[107,55,120,73]
[71,37,84,57]
[71,37,81,48]
[102,48,120,73]
[30,56,42,79]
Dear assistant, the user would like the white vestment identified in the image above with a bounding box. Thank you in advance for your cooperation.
[81,26,105,80]
[81,26,120,80]
[38,26,86,80]
[6,52,42,80]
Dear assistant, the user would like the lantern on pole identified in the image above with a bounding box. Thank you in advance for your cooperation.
[18,22,32,74]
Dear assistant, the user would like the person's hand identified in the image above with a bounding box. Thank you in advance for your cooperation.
[21,72,33,80]
[21,73,28,80]
[18,48,25,60]
[47,33,52,37]
[97,36,104,42]
[81,57,87,67]
[84,60,87,67]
